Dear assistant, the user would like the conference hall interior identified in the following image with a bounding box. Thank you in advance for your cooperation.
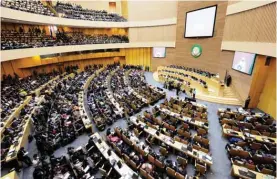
[0,1,276,179]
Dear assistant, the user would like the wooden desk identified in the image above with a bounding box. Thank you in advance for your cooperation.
[244,133,277,145]
[171,96,207,109]
[222,124,245,140]
[0,171,19,179]
[158,106,208,129]
[91,133,140,178]
[130,116,213,166]
[232,164,275,179]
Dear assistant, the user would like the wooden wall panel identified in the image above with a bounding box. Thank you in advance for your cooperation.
[128,1,177,21]
[248,55,270,108]
[223,2,276,43]
[228,1,241,5]
[173,1,228,74]
[257,58,276,118]
[129,25,176,42]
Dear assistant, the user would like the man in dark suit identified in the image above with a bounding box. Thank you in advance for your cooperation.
[17,147,32,166]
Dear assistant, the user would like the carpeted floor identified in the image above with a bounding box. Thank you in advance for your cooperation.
[7,72,243,179]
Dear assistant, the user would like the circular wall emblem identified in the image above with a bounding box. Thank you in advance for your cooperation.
[191,44,202,58]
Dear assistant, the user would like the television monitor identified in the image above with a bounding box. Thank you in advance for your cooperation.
[184,5,217,38]
[232,51,256,75]
[153,47,166,58]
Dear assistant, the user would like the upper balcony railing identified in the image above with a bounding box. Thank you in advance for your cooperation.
[1,7,177,28]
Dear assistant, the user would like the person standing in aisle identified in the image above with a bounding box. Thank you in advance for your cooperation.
[192,89,196,99]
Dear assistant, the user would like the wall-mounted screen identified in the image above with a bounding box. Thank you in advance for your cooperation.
[232,51,256,75]
[184,5,217,38]
[153,47,166,58]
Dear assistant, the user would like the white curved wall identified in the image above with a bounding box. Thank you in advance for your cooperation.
[1,42,175,61]
[0,7,176,28]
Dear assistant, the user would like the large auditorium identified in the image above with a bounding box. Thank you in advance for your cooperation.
[0,1,276,179]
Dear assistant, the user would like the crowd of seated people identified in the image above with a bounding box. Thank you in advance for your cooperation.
[134,112,211,177]
[225,139,276,177]
[54,1,127,22]
[1,28,129,50]
[1,71,59,126]
[87,64,121,131]
[1,96,39,164]
[167,65,217,79]
[32,154,76,179]
[32,67,98,156]
[218,107,276,177]
[110,68,147,115]
[219,108,276,139]
[106,121,204,178]
[1,0,55,16]
[126,69,165,105]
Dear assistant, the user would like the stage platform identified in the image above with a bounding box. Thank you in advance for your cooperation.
[153,68,243,106]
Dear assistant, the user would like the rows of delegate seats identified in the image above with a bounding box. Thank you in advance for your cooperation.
[1,70,66,164]
[32,65,106,179]
[1,72,59,125]
[1,0,126,22]
[1,65,101,176]
[2,64,212,179]
[218,107,276,178]
[111,68,147,114]
[32,67,100,155]
[127,69,165,105]
[87,64,123,131]
[103,97,212,178]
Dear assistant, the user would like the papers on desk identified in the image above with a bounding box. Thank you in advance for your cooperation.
[202,155,212,161]
[7,149,15,156]
[64,172,70,179]
[84,165,90,173]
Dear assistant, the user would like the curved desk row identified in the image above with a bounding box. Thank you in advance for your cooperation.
[105,68,125,116]
[80,68,105,131]
[158,71,209,94]
[124,70,149,104]
[157,105,209,130]
[157,66,221,89]
[90,133,139,179]
[129,116,213,166]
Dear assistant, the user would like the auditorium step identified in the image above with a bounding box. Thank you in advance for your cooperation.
[197,94,243,106]
[223,87,240,99]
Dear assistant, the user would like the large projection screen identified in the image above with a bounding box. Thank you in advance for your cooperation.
[184,5,217,38]
[232,51,256,75]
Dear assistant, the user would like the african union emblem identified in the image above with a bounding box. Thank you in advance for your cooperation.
[191,44,202,58]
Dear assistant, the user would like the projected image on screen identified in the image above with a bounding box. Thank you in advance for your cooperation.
[232,51,256,75]
[153,47,166,58]
[184,5,217,38]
